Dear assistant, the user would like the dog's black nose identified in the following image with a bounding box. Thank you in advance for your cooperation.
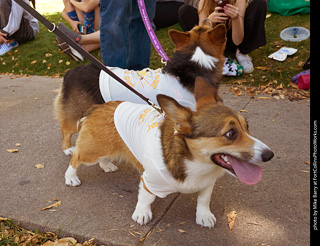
[262,149,274,162]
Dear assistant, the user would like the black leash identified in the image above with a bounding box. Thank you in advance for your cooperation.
[14,0,163,114]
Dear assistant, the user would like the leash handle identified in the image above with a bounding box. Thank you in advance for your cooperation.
[13,0,163,111]
[137,0,170,62]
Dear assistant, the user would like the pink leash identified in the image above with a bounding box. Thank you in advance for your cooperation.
[137,0,171,63]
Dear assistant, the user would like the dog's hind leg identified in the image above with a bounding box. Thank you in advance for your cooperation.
[61,121,78,155]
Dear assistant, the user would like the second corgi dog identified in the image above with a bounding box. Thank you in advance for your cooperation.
[64,77,274,228]
[54,24,226,155]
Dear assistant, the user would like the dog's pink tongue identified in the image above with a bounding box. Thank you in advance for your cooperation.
[228,155,262,185]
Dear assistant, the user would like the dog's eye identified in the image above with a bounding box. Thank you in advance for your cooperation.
[225,129,237,140]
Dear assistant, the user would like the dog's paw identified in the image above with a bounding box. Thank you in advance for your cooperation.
[65,166,81,186]
[65,175,81,186]
[99,161,118,173]
[64,146,75,156]
[132,208,153,225]
[196,212,216,228]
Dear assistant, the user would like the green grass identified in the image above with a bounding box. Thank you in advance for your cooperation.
[0,3,310,87]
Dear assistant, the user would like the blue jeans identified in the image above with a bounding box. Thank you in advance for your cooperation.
[100,0,156,70]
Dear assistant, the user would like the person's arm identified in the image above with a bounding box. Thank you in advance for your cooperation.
[224,0,246,45]
[70,0,100,13]
[198,0,229,26]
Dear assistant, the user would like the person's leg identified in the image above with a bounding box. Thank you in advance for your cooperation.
[154,1,184,29]
[100,0,131,67]
[83,10,95,33]
[238,0,267,54]
[178,4,199,32]
[63,0,79,21]
[0,0,34,44]
[127,0,156,70]
[10,16,34,44]
[0,0,12,30]
[235,0,267,73]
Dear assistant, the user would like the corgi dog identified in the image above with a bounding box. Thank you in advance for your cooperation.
[64,77,274,228]
[54,24,226,155]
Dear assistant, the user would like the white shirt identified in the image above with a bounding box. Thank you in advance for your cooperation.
[99,67,196,110]
[114,102,179,198]
[3,0,39,37]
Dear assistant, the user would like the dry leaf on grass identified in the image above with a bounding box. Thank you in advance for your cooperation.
[227,210,237,231]
[40,200,61,211]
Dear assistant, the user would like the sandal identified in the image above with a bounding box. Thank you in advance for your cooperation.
[56,37,84,62]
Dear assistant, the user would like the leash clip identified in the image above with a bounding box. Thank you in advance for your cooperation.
[48,23,56,33]
[161,58,168,66]
[148,99,165,116]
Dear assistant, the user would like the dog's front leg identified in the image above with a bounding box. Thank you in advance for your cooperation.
[132,179,156,225]
[196,182,216,228]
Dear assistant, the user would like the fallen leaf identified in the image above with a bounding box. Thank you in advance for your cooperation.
[30,60,37,65]
[239,109,248,113]
[35,163,45,169]
[7,149,19,153]
[0,217,9,221]
[305,161,310,165]
[55,237,77,245]
[227,210,237,231]
[45,53,52,57]
[15,143,21,147]
[66,61,71,66]
[34,97,39,100]
[40,200,61,211]
[257,97,270,100]
[289,82,299,89]
[178,229,186,233]
[255,66,270,71]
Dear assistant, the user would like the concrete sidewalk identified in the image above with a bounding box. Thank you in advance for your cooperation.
[0,75,310,245]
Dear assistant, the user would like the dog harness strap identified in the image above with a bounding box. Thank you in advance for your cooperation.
[13,0,162,112]
[137,0,170,63]
[140,176,154,195]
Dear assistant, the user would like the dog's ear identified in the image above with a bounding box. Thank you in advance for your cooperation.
[168,29,190,50]
[157,94,193,135]
[194,77,219,110]
[208,24,226,47]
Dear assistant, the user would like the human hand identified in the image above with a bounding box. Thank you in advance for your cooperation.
[224,4,240,19]
[0,32,8,44]
[208,7,229,24]
[70,20,81,33]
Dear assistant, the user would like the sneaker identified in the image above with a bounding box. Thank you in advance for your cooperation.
[0,40,19,56]
[235,49,254,74]
[56,37,84,62]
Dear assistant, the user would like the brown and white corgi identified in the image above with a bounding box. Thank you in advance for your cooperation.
[54,24,226,155]
[64,77,274,228]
